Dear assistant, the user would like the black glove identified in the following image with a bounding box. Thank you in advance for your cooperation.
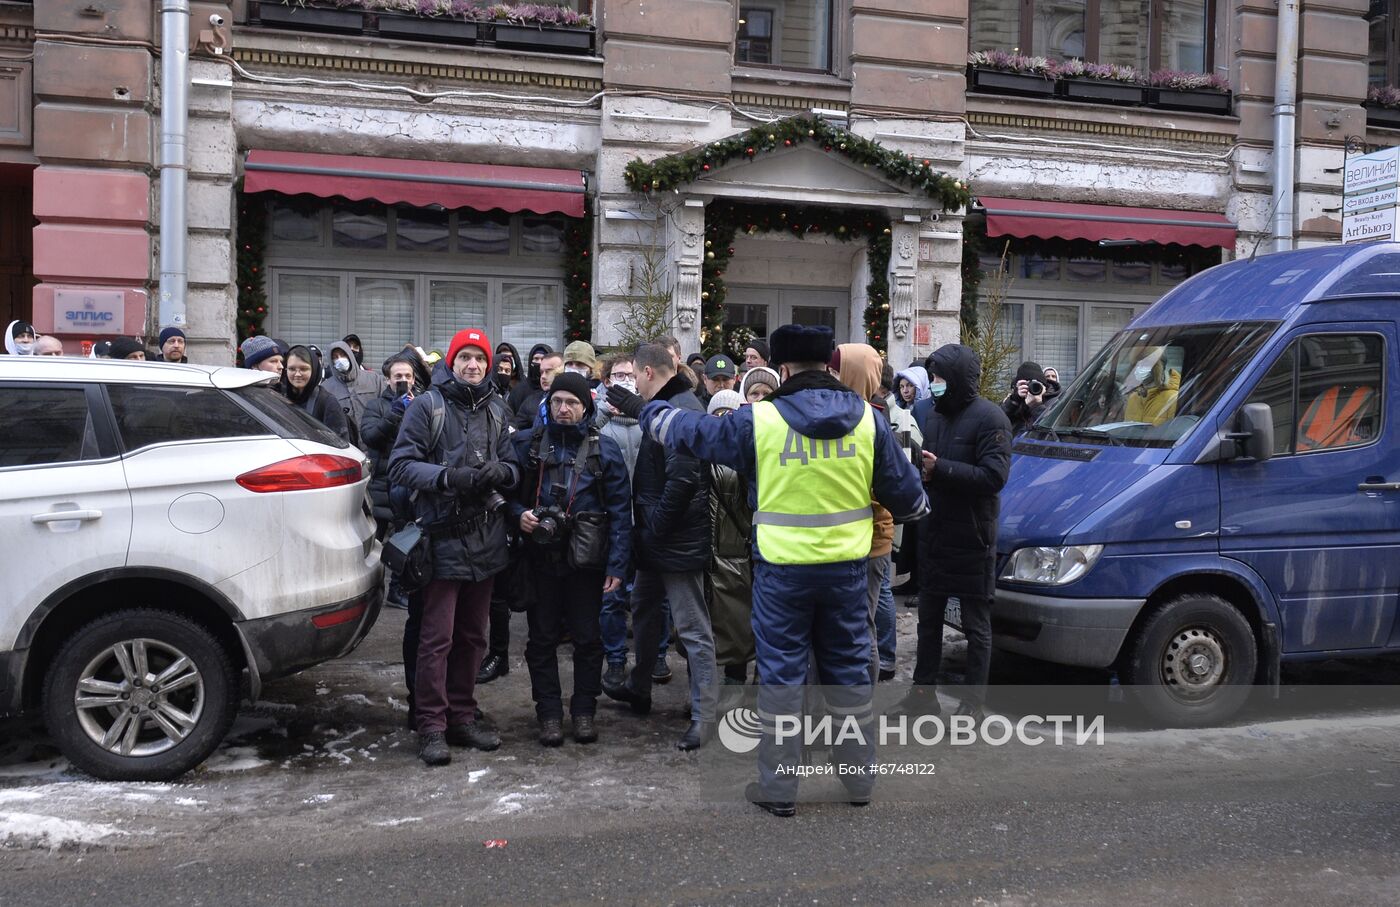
[477,461,512,489]
[444,466,479,495]
[606,384,645,420]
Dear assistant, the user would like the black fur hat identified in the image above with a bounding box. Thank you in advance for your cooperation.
[768,324,834,366]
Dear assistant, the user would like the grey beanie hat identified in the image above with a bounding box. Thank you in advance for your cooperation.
[240,335,279,368]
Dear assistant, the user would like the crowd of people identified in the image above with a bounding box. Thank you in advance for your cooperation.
[7,312,1069,817]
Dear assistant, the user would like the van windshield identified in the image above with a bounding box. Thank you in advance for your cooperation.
[1026,320,1280,449]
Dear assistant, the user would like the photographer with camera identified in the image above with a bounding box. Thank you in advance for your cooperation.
[388,328,520,767]
[1001,361,1056,437]
[509,373,633,747]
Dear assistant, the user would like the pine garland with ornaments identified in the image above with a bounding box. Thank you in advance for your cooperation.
[623,115,970,211]
[562,203,593,342]
[699,201,893,356]
[235,188,269,346]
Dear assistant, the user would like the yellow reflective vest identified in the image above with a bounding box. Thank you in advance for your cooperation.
[751,400,875,565]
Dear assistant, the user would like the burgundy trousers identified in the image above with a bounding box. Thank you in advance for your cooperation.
[415,577,494,734]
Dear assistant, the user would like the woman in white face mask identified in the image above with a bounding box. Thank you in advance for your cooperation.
[4,320,36,355]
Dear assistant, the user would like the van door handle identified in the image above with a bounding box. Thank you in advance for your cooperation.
[32,509,103,523]
[1357,481,1400,492]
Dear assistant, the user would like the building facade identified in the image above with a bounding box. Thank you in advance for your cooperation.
[0,0,1392,375]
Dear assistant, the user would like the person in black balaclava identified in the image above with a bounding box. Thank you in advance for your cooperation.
[509,343,561,430]
[342,333,365,367]
[508,343,553,412]
[493,341,523,396]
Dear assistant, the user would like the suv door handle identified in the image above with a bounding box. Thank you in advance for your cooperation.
[32,509,103,523]
[1357,481,1400,492]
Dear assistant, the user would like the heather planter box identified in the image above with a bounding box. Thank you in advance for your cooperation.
[491,23,594,55]
[376,12,478,45]
[1149,87,1232,115]
[1365,103,1400,130]
[253,2,365,35]
[1059,77,1145,106]
[968,66,1056,98]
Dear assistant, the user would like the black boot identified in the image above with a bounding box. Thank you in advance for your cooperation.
[604,677,652,715]
[572,714,597,744]
[476,653,508,684]
[676,719,712,751]
[744,782,795,818]
[446,720,501,751]
[418,731,450,766]
[538,717,564,747]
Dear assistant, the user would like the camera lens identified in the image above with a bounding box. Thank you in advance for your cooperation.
[1029,379,1045,396]
[483,490,506,513]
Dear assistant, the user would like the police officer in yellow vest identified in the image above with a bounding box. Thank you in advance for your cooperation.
[607,325,929,817]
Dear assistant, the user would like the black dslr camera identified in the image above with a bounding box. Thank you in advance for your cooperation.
[1027,379,1046,397]
[531,482,571,545]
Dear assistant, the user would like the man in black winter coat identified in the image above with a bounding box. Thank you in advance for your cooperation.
[389,328,521,766]
[508,344,561,430]
[603,342,716,751]
[899,343,1012,718]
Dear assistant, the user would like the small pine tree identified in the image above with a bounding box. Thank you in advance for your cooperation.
[613,233,676,351]
[960,242,1018,402]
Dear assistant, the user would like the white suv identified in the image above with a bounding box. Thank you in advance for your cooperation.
[0,356,382,781]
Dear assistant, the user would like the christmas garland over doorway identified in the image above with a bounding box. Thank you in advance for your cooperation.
[700,201,892,356]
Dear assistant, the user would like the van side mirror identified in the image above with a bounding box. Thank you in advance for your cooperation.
[1229,403,1274,462]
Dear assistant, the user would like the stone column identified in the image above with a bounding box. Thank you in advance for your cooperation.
[181,55,237,364]
[31,0,155,350]
[667,197,705,355]
[886,219,919,368]
[921,214,963,357]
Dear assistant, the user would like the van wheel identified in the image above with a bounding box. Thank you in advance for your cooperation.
[1121,594,1257,727]
[42,609,238,782]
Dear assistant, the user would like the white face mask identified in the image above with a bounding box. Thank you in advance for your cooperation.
[565,365,592,377]
[612,377,637,394]
[333,358,351,375]
[1133,364,1152,382]
[15,341,33,355]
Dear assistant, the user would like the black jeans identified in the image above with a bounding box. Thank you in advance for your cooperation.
[525,565,605,720]
[913,593,993,704]
[487,577,512,658]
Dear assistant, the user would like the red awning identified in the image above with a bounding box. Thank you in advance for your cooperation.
[243,151,586,218]
[978,196,1236,249]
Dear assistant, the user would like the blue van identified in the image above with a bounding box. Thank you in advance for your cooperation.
[992,242,1400,725]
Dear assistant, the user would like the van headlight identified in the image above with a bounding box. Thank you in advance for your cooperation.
[1000,545,1104,585]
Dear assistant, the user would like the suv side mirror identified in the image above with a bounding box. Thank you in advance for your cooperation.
[1230,402,1275,462]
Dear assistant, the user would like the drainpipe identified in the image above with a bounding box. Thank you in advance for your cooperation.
[1271,0,1300,254]
[158,0,189,329]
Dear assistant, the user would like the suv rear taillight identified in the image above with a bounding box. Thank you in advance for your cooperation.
[236,454,364,493]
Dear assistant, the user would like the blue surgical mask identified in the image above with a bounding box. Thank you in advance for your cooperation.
[930,381,947,398]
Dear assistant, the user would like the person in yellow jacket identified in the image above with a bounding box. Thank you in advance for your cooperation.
[606,325,929,818]
[1125,352,1181,426]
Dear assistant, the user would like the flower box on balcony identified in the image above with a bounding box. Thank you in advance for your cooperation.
[1059,77,1145,106]
[491,22,594,54]
[254,2,365,35]
[1365,103,1400,130]
[1148,87,1232,115]
[376,12,478,45]
[968,66,1056,99]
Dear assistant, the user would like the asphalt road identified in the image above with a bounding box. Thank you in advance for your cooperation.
[3,602,1399,905]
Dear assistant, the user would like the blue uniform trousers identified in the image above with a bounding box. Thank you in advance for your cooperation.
[752,559,877,802]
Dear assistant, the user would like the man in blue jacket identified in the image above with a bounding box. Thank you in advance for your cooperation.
[509,372,633,748]
[608,325,929,817]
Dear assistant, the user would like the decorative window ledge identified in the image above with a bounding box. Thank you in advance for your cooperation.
[967,65,1232,117]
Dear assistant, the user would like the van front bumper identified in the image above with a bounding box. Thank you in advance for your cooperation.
[991,588,1145,668]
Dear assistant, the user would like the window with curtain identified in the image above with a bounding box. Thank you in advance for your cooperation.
[1087,305,1137,356]
[1369,0,1396,87]
[351,277,416,368]
[429,280,490,354]
[980,301,1025,387]
[276,273,342,353]
[735,0,832,72]
[970,0,1213,73]
[1035,304,1080,382]
[500,283,563,355]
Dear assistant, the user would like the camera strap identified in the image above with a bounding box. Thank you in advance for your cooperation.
[531,427,600,514]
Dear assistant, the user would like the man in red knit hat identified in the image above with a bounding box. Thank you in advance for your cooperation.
[389,328,522,766]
